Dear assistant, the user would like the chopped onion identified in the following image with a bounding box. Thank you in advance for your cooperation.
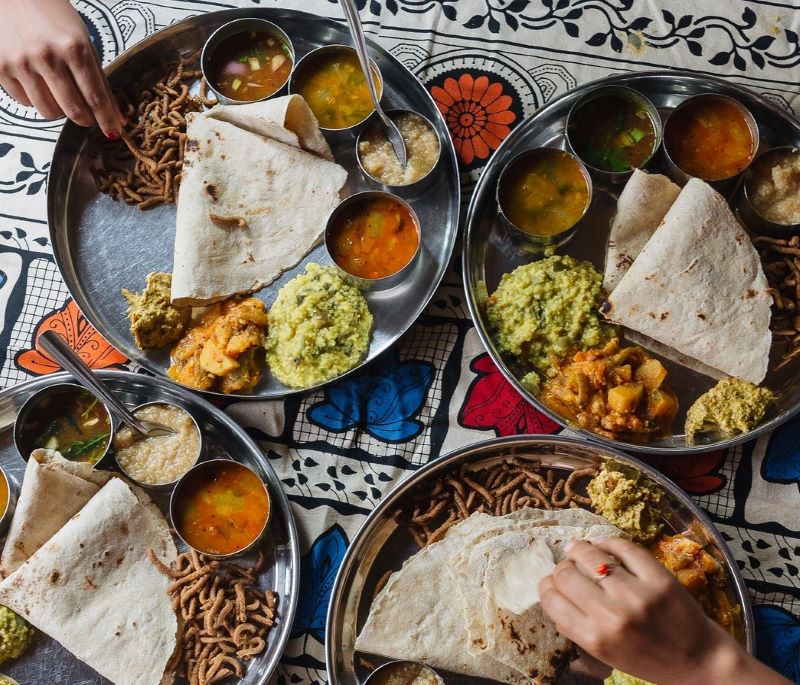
[271,54,286,72]
[231,78,242,91]
[249,57,261,71]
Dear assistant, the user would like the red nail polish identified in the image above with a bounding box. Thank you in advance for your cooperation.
[106,130,120,141]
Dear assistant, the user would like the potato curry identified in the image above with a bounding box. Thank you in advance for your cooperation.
[651,534,741,637]
[541,338,677,441]
[168,298,268,394]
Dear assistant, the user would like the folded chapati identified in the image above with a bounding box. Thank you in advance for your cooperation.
[171,111,347,306]
[0,478,178,685]
[604,169,681,292]
[356,508,623,685]
[1,449,112,576]
[204,95,333,160]
[605,178,772,384]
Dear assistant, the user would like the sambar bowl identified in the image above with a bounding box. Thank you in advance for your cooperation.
[740,146,800,236]
[496,146,593,253]
[113,401,204,491]
[0,466,17,537]
[325,190,421,291]
[201,18,295,105]
[170,458,271,559]
[289,44,383,133]
[13,382,114,467]
[565,84,663,185]
[663,93,759,190]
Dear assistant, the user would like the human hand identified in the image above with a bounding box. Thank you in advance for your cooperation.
[0,0,122,136]
[538,537,783,685]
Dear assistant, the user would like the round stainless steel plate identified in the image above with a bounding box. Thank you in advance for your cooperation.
[48,8,459,399]
[463,70,800,453]
[326,435,754,685]
[0,370,299,685]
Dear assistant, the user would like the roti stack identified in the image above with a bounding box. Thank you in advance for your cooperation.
[0,455,177,685]
[604,178,772,385]
[355,508,623,685]
[171,95,348,306]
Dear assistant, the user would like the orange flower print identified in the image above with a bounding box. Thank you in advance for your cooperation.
[431,73,517,166]
[16,299,127,375]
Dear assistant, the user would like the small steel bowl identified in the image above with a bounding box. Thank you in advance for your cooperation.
[565,84,663,184]
[496,147,593,252]
[363,661,444,685]
[201,18,295,105]
[739,146,800,236]
[663,93,759,190]
[289,44,383,133]
[112,401,203,491]
[0,466,17,537]
[13,383,114,467]
[324,190,421,291]
[355,109,442,191]
[170,458,271,559]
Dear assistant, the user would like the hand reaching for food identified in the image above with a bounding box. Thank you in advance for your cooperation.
[538,537,792,685]
[0,0,122,135]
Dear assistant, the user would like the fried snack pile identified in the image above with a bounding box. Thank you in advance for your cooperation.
[149,549,276,685]
[407,459,598,548]
[755,234,800,370]
[91,58,217,209]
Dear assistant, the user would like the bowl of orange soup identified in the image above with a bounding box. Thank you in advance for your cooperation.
[170,459,270,557]
[202,18,295,104]
[663,93,758,186]
[325,191,421,290]
[0,466,15,536]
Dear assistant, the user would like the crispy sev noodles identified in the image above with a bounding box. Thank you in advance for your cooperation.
[405,458,598,548]
[149,548,276,685]
[91,57,217,210]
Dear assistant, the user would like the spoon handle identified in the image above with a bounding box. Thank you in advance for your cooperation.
[39,330,149,435]
[339,0,383,115]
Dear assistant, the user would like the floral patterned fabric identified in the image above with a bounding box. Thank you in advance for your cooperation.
[2,1,800,683]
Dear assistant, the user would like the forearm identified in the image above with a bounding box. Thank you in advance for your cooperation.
[662,638,792,685]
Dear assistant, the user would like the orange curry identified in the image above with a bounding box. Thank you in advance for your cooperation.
[175,462,270,555]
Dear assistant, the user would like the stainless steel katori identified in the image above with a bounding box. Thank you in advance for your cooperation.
[47,8,460,400]
[326,435,754,685]
[463,70,800,454]
[0,370,299,685]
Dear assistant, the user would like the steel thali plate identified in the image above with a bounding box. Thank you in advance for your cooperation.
[48,8,460,399]
[325,435,754,685]
[0,370,299,685]
[463,71,800,453]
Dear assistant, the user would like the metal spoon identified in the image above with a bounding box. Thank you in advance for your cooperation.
[340,0,407,167]
[39,330,174,441]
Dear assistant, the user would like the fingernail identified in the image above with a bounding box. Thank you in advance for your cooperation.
[106,130,120,141]
[589,536,609,544]
[564,540,577,553]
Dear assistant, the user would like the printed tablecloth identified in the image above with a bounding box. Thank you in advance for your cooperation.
[1,1,800,682]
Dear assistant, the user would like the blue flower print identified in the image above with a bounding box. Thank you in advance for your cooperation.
[291,524,348,643]
[308,353,433,443]
[755,605,800,683]
[762,413,800,487]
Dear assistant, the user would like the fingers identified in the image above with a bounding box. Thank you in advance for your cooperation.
[565,540,633,591]
[551,558,608,607]
[538,574,587,639]
[592,537,672,583]
[0,76,31,106]
[40,60,94,127]
[21,73,62,120]
[65,42,122,134]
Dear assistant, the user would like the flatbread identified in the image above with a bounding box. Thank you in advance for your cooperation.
[171,114,347,306]
[204,95,333,160]
[355,514,534,684]
[0,449,112,576]
[0,478,177,685]
[604,169,681,292]
[605,178,772,384]
[356,508,624,685]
